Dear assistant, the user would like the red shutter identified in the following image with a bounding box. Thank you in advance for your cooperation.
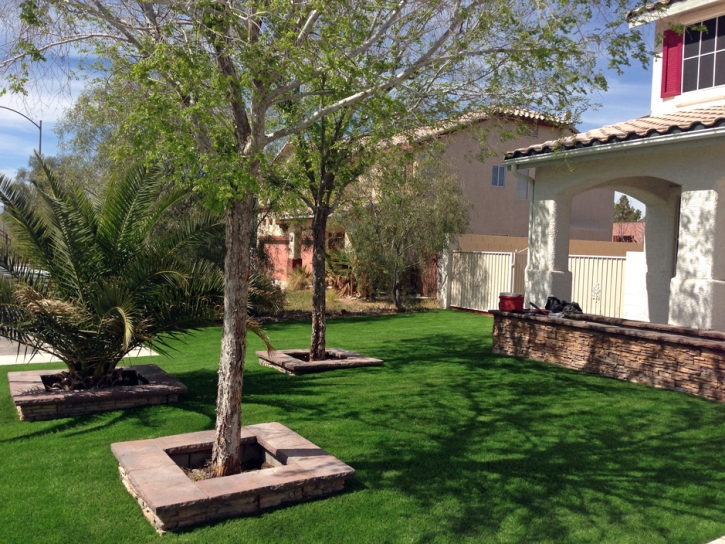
[661,29,683,98]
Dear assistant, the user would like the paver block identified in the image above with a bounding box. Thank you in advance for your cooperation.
[112,422,355,533]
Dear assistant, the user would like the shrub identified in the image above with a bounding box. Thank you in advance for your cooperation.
[0,160,270,388]
[286,266,310,291]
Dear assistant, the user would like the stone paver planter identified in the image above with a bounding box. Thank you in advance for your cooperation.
[256,348,383,375]
[111,422,355,533]
[8,364,187,421]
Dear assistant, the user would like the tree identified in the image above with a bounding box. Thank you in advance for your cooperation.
[0,161,229,383]
[276,96,385,361]
[344,150,469,310]
[613,195,643,223]
[2,0,650,477]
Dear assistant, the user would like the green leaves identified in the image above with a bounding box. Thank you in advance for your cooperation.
[0,161,227,379]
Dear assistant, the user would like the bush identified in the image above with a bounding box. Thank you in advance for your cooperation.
[0,160,272,387]
[286,266,311,291]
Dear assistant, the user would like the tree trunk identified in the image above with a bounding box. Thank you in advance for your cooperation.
[393,280,405,312]
[310,206,329,361]
[211,194,255,477]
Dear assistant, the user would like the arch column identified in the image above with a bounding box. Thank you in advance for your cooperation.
[288,226,302,272]
[643,188,679,323]
[669,189,725,330]
[525,195,572,307]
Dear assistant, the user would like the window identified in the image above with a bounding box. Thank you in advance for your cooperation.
[682,16,725,93]
[515,169,530,200]
[491,165,505,187]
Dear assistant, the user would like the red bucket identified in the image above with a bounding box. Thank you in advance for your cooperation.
[499,293,524,311]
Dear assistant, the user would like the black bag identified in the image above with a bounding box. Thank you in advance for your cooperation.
[545,296,583,314]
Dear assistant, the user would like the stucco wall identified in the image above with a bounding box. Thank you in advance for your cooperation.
[458,233,642,256]
[521,136,725,331]
[438,121,614,240]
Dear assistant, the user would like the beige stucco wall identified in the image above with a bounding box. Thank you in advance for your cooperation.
[438,120,614,241]
[458,233,643,256]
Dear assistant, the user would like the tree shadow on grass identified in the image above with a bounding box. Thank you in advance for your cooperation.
[233,332,725,543]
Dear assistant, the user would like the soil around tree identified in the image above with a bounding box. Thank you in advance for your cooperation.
[42,368,149,391]
[181,458,276,481]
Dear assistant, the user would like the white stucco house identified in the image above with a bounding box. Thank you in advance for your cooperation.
[503,0,725,331]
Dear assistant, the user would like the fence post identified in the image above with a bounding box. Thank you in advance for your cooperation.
[438,236,457,308]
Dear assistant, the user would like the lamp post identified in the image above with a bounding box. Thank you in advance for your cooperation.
[0,106,42,155]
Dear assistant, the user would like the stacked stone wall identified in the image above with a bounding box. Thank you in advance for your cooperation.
[492,312,725,401]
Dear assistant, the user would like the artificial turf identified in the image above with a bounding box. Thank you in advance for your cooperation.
[2,310,725,543]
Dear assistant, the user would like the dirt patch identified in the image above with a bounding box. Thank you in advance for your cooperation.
[41,368,149,391]
[181,458,276,482]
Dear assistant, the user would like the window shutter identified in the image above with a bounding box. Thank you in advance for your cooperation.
[662,29,683,98]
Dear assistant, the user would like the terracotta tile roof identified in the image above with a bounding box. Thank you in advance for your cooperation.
[387,108,573,146]
[612,222,645,244]
[625,0,688,22]
[505,106,725,159]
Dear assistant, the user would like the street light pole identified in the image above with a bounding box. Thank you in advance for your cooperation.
[0,106,43,155]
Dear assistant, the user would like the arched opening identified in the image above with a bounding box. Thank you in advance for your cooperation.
[526,174,681,324]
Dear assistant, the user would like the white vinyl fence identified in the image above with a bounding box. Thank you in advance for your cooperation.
[569,255,626,317]
[449,250,626,318]
[450,251,513,312]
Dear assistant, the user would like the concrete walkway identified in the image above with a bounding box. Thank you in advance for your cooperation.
[0,338,157,366]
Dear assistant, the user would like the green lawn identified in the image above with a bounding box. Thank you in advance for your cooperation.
[2,311,725,543]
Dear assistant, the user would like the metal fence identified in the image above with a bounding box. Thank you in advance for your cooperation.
[569,255,625,318]
[449,250,626,318]
[450,251,513,312]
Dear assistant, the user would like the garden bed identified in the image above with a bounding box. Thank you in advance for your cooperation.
[8,364,187,421]
[256,348,383,375]
[111,422,355,533]
[492,310,725,401]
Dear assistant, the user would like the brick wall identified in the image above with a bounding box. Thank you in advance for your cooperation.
[492,311,725,402]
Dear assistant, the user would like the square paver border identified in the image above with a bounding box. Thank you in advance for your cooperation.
[256,348,383,375]
[111,422,356,532]
[8,364,187,421]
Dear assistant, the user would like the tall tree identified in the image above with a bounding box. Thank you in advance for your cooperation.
[613,195,643,223]
[276,94,387,361]
[344,149,470,310]
[2,0,649,477]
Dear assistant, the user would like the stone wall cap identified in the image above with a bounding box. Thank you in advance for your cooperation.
[491,311,725,352]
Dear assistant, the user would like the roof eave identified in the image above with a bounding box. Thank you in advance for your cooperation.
[502,125,725,169]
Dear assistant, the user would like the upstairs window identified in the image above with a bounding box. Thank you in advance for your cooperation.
[491,165,505,187]
[682,16,725,93]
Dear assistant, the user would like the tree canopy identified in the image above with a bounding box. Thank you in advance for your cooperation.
[613,194,643,223]
[1,0,655,477]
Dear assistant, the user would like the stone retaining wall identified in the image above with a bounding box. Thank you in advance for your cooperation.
[8,364,187,421]
[491,311,725,402]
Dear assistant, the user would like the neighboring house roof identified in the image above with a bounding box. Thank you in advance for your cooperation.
[505,105,725,159]
[387,108,575,147]
[612,222,646,244]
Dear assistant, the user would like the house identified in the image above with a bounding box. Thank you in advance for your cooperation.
[259,110,617,285]
[613,222,646,243]
[503,0,725,330]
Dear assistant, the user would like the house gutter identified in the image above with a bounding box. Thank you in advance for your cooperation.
[502,126,725,169]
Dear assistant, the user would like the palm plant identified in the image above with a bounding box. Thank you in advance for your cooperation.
[0,160,269,389]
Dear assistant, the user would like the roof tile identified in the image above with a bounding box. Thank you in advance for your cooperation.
[505,106,725,159]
